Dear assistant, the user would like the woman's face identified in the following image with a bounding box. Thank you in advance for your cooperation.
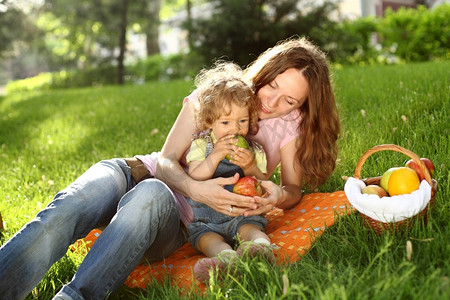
[256,68,309,120]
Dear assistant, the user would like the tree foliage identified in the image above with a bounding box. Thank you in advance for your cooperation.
[43,0,153,84]
[3,1,449,87]
[188,0,339,67]
[0,0,42,58]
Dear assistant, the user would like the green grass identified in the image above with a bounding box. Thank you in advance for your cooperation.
[0,61,448,299]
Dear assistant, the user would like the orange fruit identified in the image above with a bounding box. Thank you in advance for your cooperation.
[380,167,401,192]
[388,167,420,196]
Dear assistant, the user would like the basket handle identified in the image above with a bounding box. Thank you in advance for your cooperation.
[354,144,432,185]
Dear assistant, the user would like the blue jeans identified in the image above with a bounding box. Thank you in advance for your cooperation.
[0,159,188,300]
[187,158,267,248]
[187,199,267,247]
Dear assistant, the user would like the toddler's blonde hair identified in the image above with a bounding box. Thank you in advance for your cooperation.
[195,62,259,135]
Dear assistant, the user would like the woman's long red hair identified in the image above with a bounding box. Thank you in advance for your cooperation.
[245,37,340,189]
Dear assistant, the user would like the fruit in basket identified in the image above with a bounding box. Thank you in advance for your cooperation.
[405,159,425,181]
[405,157,435,181]
[387,167,420,196]
[420,158,435,176]
[362,185,389,198]
[380,167,400,192]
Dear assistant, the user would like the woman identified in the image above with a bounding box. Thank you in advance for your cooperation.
[0,37,339,300]
[157,36,339,220]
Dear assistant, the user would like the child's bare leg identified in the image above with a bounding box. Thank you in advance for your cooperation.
[196,232,233,257]
[193,232,238,283]
[236,224,274,262]
[237,223,270,245]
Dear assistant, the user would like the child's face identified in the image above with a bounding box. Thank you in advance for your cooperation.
[211,103,250,139]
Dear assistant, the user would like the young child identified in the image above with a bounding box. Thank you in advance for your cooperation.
[186,62,274,283]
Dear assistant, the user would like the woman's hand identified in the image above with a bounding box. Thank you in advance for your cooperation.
[243,178,303,217]
[243,180,281,216]
[190,173,259,216]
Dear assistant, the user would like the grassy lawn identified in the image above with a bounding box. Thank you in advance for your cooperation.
[0,61,448,299]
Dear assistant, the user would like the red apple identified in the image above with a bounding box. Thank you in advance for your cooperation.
[405,159,425,181]
[405,157,435,181]
[420,158,435,177]
[233,176,262,196]
[362,185,389,198]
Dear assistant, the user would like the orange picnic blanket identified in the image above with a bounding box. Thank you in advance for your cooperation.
[74,191,352,289]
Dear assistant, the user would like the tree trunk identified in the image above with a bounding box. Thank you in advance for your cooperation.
[186,0,193,51]
[146,0,161,56]
[118,0,128,85]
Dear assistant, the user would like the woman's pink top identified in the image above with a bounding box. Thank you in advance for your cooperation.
[136,91,300,226]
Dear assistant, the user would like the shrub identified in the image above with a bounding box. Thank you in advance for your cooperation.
[128,52,204,82]
[377,4,450,61]
[50,66,118,88]
[5,66,119,94]
[5,72,52,94]
[315,16,378,65]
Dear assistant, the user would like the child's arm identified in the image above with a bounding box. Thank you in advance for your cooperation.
[231,147,267,180]
[188,134,236,180]
[243,163,266,180]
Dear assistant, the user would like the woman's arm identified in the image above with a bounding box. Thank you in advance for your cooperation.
[155,101,257,215]
[275,137,303,208]
[188,155,222,181]
[244,138,303,216]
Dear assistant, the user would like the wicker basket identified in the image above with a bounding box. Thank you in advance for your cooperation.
[353,144,438,234]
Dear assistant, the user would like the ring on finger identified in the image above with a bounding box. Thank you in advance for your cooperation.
[229,206,234,213]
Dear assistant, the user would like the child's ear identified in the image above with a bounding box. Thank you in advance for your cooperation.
[201,125,212,132]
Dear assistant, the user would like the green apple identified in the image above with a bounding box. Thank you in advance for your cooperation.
[380,167,401,192]
[362,185,389,198]
[225,135,249,160]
